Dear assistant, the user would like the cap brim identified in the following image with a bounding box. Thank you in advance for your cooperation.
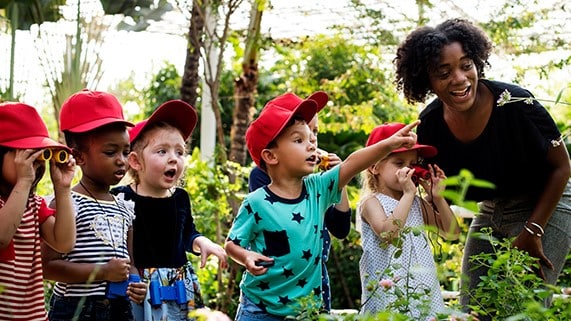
[66,118,134,133]
[307,91,329,112]
[293,99,318,125]
[130,100,197,143]
[0,136,71,151]
[393,144,438,158]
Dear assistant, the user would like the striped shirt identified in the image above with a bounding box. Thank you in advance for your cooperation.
[52,192,134,297]
[0,195,53,321]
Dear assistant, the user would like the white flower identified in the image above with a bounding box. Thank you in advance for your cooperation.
[497,89,512,106]
[524,97,534,104]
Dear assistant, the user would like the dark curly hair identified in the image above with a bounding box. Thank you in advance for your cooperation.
[394,18,493,104]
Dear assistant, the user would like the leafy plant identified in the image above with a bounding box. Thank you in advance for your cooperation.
[183,147,249,314]
[466,228,571,320]
[440,169,495,213]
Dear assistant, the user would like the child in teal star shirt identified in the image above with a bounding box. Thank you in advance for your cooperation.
[225,91,420,320]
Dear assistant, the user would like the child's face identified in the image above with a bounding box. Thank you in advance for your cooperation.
[80,128,130,187]
[137,127,186,195]
[271,120,317,177]
[374,150,419,197]
[1,149,45,194]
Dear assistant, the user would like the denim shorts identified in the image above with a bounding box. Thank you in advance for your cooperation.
[48,294,133,321]
[234,294,285,321]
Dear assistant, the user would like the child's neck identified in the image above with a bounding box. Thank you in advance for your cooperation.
[132,183,172,198]
[75,180,112,201]
[267,177,304,199]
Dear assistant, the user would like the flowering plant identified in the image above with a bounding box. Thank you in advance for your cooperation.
[496,88,571,108]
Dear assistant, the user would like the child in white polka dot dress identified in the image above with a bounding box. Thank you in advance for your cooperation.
[357,123,460,320]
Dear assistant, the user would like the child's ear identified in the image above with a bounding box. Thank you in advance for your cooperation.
[260,149,278,166]
[72,149,85,165]
[128,152,143,170]
[368,163,379,175]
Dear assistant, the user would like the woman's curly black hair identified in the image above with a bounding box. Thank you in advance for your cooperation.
[394,18,493,104]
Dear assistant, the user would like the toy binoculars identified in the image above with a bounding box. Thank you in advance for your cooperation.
[106,274,140,299]
[149,279,188,306]
[411,165,431,186]
[37,149,70,163]
[316,149,330,171]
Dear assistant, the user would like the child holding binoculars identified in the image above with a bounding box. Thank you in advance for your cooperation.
[42,90,147,321]
[0,102,76,321]
[357,122,459,319]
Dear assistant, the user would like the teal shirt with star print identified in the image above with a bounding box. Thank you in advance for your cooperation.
[227,166,341,317]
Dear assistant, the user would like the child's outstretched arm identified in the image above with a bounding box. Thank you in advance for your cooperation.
[0,149,39,248]
[224,241,274,276]
[319,151,351,239]
[193,236,228,269]
[41,154,77,253]
[339,121,419,188]
[419,164,460,240]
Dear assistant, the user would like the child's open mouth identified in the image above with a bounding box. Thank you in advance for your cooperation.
[164,169,176,178]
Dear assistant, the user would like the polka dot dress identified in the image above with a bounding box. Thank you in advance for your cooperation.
[358,193,444,319]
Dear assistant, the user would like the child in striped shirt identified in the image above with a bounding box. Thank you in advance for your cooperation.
[0,102,76,321]
[42,90,147,321]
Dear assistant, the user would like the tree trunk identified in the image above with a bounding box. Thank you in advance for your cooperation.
[228,2,262,165]
[229,62,257,165]
[180,0,204,107]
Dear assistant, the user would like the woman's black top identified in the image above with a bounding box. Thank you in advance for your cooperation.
[418,79,561,201]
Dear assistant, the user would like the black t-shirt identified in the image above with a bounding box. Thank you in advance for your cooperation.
[111,185,202,268]
[417,79,561,201]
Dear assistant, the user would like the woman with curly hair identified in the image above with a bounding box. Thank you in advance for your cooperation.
[393,18,571,320]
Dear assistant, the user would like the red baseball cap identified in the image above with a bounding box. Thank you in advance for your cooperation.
[264,91,328,113]
[246,92,319,168]
[129,100,198,143]
[366,122,437,158]
[59,89,133,133]
[0,102,69,151]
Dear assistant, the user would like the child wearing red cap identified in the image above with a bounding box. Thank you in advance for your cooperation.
[0,102,76,321]
[247,91,351,312]
[225,93,419,320]
[357,123,459,319]
[42,90,147,321]
[111,100,228,321]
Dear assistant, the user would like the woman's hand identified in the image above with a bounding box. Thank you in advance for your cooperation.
[512,231,554,280]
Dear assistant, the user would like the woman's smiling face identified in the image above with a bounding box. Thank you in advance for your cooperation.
[429,42,479,113]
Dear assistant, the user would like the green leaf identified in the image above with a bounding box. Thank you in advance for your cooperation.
[470,178,496,189]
